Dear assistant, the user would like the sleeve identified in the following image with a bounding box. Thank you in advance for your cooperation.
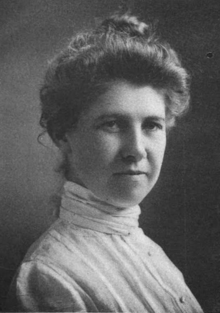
[5,260,95,312]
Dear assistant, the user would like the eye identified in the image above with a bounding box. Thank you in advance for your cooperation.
[143,120,164,132]
[99,120,120,132]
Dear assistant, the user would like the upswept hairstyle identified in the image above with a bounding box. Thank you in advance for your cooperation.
[40,14,190,143]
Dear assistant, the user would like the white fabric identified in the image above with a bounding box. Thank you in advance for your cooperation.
[6,181,204,312]
[60,181,140,235]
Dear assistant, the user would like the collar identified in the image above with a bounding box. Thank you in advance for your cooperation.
[59,181,141,235]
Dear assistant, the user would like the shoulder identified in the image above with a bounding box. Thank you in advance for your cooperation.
[23,218,93,265]
[16,218,104,288]
[6,218,99,312]
[6,258,91,312]
[6,220,109,312]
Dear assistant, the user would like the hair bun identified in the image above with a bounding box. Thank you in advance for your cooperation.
[97,14,150,37]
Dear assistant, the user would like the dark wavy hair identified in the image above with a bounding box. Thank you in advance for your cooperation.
[40,14,190,144]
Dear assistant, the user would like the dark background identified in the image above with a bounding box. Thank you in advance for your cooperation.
[1,0,220,312]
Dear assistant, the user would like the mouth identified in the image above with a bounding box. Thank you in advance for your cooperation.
[114,170,147,176]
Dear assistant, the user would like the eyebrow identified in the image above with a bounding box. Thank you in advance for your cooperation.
[95,113,165,122]
[144,115,166,122]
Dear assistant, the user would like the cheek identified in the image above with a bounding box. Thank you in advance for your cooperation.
[73,134,120,176]
[151,137,166,166]
[158,139,166,156]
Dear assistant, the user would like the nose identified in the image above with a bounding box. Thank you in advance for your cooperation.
[121,127,147,162]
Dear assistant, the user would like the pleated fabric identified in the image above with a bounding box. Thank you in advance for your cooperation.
[6,181,204,312]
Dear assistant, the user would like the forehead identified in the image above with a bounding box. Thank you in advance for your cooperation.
[85,81,166,120]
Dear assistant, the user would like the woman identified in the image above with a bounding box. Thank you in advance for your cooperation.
[6,14,203,312]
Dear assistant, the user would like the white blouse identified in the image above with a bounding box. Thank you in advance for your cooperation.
[6,181,204,312]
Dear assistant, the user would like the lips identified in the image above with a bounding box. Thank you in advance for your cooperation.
[114,170,147,176]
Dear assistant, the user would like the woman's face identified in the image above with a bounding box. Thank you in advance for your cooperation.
[65,81,166,207]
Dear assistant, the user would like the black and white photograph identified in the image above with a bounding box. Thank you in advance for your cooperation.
[1,0,220,312]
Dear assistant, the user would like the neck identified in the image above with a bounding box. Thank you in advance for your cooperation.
[59,181,141,235]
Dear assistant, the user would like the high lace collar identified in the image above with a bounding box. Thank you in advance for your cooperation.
[59,181,141,235]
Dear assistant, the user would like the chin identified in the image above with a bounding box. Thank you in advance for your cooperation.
[104,178,155,208]
[119,185,154,207]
